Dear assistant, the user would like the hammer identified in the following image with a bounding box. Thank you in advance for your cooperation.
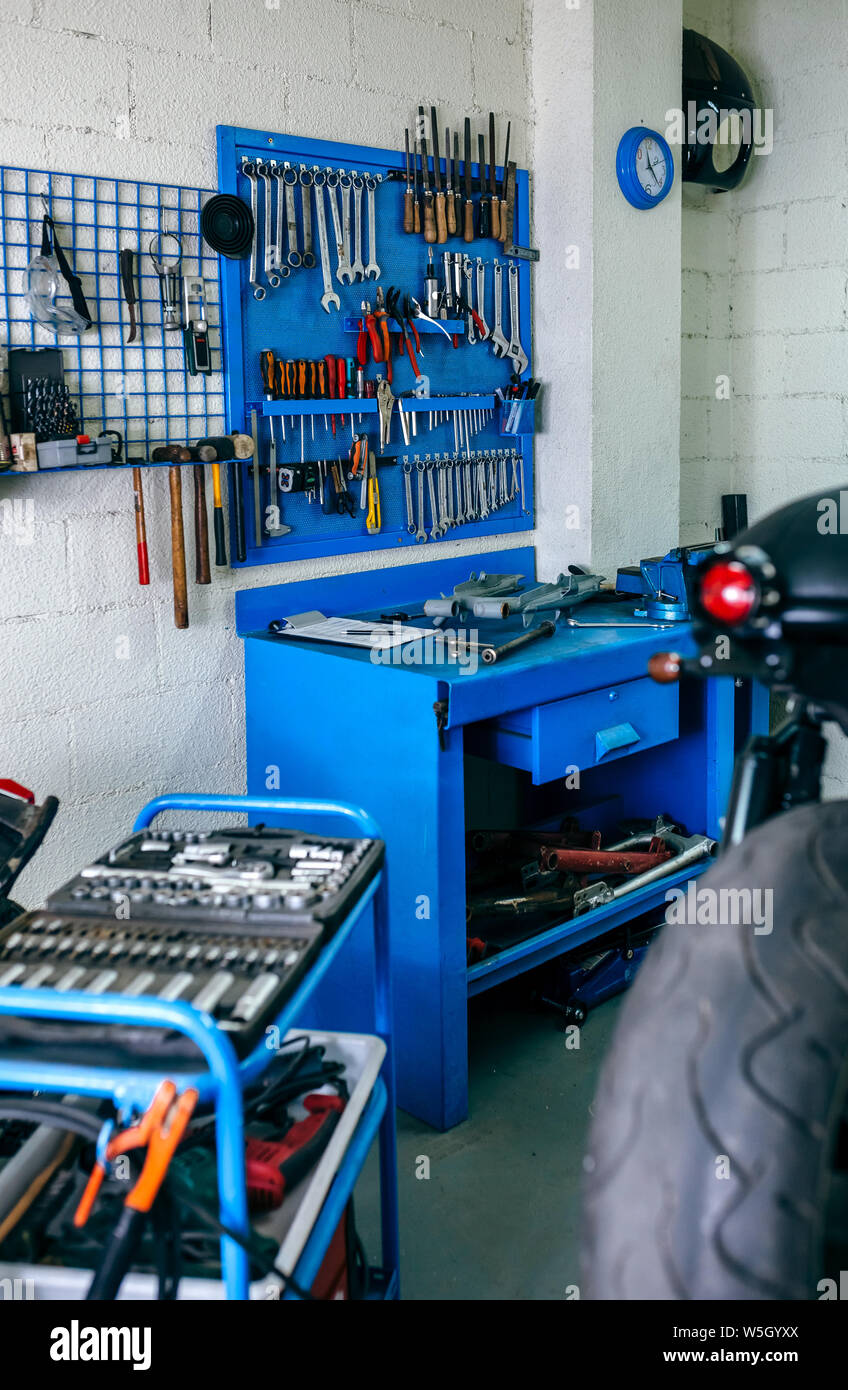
[151,446,191,628]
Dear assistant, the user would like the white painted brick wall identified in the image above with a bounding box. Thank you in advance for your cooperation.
[0,0,532,904]
[680,0,848,797]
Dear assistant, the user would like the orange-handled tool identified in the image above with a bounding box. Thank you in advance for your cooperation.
[336,356,347,427]
[324,352,337,436]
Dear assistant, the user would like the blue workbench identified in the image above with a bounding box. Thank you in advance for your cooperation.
[236,547,746,1130]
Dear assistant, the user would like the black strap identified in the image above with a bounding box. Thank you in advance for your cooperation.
[41,214,93,328]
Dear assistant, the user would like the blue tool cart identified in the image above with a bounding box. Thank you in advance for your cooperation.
[0,794,399,1301]
[215,124,533,567]
[236,549,764,1132]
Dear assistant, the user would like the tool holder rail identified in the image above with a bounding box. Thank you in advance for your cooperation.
[0,793,399,1302]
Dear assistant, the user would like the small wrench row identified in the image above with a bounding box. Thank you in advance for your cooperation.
[241,159,383,303]
[434,251,528,374]
[402,449,525,542]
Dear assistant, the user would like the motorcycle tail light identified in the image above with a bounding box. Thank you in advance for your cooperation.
[700,560,759,624]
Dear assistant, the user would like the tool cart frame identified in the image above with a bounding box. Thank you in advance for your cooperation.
[0,793,399,1301]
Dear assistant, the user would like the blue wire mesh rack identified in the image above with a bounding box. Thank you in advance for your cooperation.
[0,164,227,461]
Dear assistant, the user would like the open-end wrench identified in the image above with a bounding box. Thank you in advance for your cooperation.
[463,257,477,345]
[507,262,529,375]
[365,174,381,280]
[283,164,302,269]
[312,173,340,313]
[242,161,265,300]
[351,174,366,281]
[475,258,490,340]
[425,458,442,539]
[299,167,316,268]
[403,457,416,534]
[328,172,354,285]
[490,259,509,357]
[256,163,280,289]
[415,459,427,542]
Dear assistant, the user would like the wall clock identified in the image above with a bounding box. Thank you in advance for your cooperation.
[616,127,675,209]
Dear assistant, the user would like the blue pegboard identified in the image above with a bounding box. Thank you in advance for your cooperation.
[216,125,533,568]
[0,163,225,461]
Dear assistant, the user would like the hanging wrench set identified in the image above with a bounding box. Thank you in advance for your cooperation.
[215,123,534,568]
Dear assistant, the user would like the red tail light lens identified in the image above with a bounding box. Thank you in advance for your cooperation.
[700,560,758,624]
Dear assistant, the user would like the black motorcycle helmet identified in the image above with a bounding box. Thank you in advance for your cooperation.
[650,487,848,730]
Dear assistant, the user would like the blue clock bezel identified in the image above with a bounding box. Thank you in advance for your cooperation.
[616,126,675,209]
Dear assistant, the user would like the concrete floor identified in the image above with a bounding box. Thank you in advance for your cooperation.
[361,986,623,1300]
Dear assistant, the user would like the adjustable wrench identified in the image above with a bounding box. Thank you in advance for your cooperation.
[283,164,302,269]
[350,174,366,281]
[328,173,354,284]
[242,161,265,300]
[257,162,281,289]
[507,262,529,375]
[299,166,316,268]
[490,259,509,357]
[475,258,490,340]
[313,174,340,313]
[365,174,381,280]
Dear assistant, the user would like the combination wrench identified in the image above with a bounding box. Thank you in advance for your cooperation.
[475,258,490,340]
[463,258,477,345]
[507,262,529,375]
[403,457,416,534]
[350,174,366,281]
[415,460,427,542]
[365,174,381,280]
[312,173,340,313]
[283,164,302,268]
[242,161,265,300]
[490,259,509,357]
[299,166,316,268]
[327,172,354,285]
[256,162,281,289]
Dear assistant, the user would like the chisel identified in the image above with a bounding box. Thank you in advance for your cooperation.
[478,134,490,238]
[499,121,511,244]
[419,105,436,244]
[403,129,414,233]
[431,105,447,244]
[250,408,262,547]
[488,112,500,240]
[463,117,474,243]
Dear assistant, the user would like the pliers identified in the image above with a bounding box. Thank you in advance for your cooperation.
[75,1080,198,1300]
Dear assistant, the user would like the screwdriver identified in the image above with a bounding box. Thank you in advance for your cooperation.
[324,352,337,437]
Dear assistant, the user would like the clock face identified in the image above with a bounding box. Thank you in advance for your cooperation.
[635,135,670,198]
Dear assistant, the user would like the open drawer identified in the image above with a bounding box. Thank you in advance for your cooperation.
[469,675,679,785]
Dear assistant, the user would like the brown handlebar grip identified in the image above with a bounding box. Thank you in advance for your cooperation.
[435,191,447,245]
[169,466,189,629]
[192,464,211,585]
[403,189,414,234]
[423,193,436,245]
[413,198,421,234]
[446,191,457,237]
[647,652,681,684]
[463,198,474,243]
[490,198,500,241]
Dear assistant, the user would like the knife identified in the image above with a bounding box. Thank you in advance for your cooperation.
[463,116,474,243]
[119,247,137,344]
[478,133,490,238]
[419,104,436,244]
[488,112,500,240]
[445,125,456,236]
[499,121,511,244]
[430,105,447,243]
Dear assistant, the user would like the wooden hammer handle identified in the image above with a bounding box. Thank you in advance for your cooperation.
[192,464,211,584]
[169,466,189,629]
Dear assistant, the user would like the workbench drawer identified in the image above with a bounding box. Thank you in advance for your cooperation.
[474,676,679,784]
